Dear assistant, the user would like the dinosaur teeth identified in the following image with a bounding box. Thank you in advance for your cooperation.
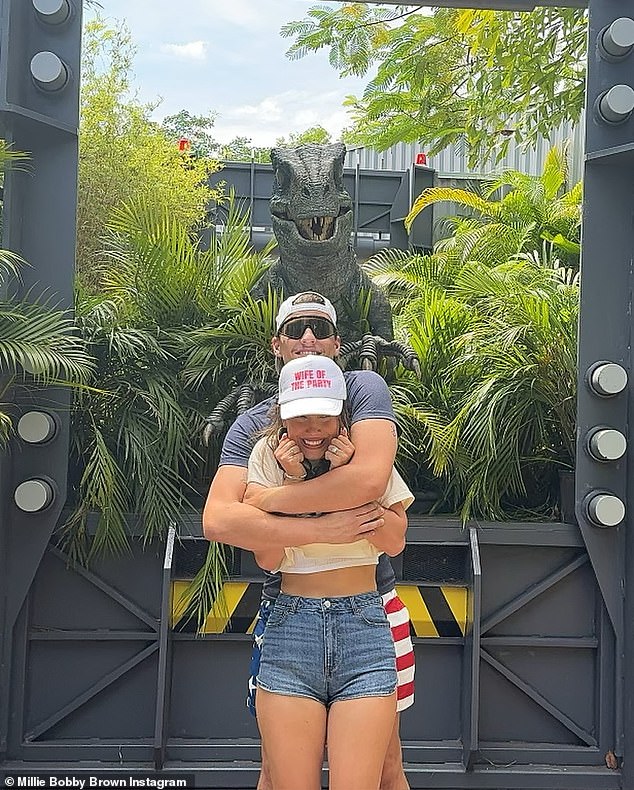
[296,216,336,241]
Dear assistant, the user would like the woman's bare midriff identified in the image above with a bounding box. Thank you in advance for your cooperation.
[280,564,378,597]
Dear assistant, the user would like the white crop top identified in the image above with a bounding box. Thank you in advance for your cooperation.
[247,436,414,574]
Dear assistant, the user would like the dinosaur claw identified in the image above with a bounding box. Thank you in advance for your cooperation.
[203,419,223,445]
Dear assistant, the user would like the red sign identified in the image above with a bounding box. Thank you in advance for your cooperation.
[415,152,427,165]
[178,137,191,152]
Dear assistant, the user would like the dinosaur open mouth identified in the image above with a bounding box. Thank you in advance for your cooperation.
[295,216,336,241]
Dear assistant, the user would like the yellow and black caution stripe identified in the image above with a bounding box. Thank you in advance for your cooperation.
[171,581,467,637]
[396,584,466,638]
[172,581,264,634]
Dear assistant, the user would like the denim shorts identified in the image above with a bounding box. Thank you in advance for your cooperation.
[257,591,397,707]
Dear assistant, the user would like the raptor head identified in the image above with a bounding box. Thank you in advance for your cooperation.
[269,143,354,256]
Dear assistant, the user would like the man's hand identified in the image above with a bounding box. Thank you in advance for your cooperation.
[313,501,385,544]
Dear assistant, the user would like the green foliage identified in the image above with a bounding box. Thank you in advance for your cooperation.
[282,5,587,164]
[183,291,280,394]
[77,18,220,288]
[275,126,333,146]
[64,197,274,575]
[161,109,219,158]
[160,112,271,163]
[218,137,271,164]
[407,146,581,268]
[364,159,581,520]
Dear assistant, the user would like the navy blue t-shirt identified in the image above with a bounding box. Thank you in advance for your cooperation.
[219,369,398,599]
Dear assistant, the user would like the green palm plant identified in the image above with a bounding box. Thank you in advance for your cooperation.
[405,145,581,267]
[64,197,275,579]
[413,257,577,519]
[364,234,578,519]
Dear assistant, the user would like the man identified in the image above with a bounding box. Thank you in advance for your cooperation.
[203,292,413,790]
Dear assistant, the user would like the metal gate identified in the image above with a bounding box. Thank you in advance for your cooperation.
[0,516,623,789]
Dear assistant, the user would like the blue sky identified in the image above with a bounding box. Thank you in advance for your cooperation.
[89,1,369,146]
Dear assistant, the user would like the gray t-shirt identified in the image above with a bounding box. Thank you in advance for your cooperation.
[219,369,398,599]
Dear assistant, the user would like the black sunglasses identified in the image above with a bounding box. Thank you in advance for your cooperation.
[279,317,337,340]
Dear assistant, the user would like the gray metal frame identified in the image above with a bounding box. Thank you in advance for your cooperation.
[208,160,435,255]
[3,0,634,788]
[0,516,623,789]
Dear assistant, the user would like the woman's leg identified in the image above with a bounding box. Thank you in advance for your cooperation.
[256,688,327,790]
[326,693,397,790]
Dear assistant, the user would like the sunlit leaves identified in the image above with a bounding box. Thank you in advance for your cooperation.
[282,4,586,164]
[78,18,220,289]
[64,198,274,573]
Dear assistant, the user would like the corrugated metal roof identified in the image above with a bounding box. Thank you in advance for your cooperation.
[344,119,584,184]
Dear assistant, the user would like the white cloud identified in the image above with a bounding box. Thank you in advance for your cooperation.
[160,41,208,60]
[228,98,284,121]
[212,92,355,146]
[93,0,369,147]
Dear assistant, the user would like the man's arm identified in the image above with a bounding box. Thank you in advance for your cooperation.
[202,464,385,552]
[368,501,407,556]
[242,418,397,514]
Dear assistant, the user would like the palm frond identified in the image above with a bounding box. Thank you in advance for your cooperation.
[173,542,232,632]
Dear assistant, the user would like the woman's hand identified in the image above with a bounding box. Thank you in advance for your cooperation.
[325,427,355,469]
[274,433,306,477]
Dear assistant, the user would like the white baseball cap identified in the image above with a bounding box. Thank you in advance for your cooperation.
[278,356,346,420]
[275,292,337,332]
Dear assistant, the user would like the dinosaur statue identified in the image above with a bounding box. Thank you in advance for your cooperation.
[252,142,392,343]
[254,142,418,370]
[203,142,418,438]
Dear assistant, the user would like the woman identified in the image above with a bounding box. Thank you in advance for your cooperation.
[246,355,413,790]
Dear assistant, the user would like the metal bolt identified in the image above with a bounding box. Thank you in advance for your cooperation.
[30,51,68,92]
[596,85,634,125]
[588,362,628,396]
[32,0,71,25]
[14,479,55,513]
[599,17,634,59]
[587,428,627,462]
[16,411,57,444]
[586,492,625,528]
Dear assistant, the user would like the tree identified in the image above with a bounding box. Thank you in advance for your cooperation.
[161,109,219,158]
[218,136,271,164]
[275,125,333,146]
[77,19,220,288]
[281,5,586,164]
[160,112,272,163]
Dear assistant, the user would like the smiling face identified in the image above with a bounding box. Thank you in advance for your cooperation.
[283,415,341,461]
[271,311,341,364]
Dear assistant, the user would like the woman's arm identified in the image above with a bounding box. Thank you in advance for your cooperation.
[203,466,385,551]
[242,418,397,513]
[367,501,407,557]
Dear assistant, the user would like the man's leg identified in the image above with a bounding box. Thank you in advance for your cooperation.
[380,713,410,790]
[381,590,415,790]
[245,600,273,790]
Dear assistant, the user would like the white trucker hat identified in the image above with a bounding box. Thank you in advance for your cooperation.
[278,356,346,420]
[275,292,337,332]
